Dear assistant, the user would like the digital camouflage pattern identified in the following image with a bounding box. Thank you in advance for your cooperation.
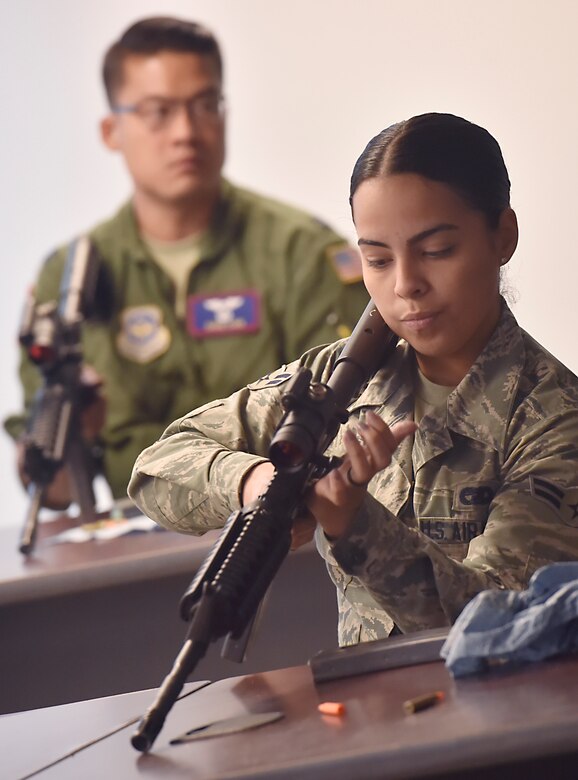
[129,301,578,646]
[4,179,367,498]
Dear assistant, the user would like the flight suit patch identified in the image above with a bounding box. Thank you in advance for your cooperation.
[327,245,363,284]
[187,291,261,338]
[116,305,171,364]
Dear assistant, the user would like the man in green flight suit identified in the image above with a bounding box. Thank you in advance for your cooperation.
[4,16,368,507]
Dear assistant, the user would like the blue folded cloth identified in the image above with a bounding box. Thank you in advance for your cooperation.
[440,562,578,677]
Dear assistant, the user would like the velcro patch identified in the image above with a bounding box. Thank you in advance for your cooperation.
[248,370,294,391]
[116,305,171,364]
[187,291,261,338]
[454,483,496,510]
[327,245,363,284]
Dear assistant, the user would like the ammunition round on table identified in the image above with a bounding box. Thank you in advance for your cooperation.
[403,690,445,714]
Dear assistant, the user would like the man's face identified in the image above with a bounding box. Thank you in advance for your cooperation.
[101,51,225,205]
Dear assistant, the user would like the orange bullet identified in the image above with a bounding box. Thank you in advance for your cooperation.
[318,701,346,716]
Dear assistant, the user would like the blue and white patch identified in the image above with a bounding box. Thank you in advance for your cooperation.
[116,305,171,364]
[327,245,363,284]
[187,290,261,338]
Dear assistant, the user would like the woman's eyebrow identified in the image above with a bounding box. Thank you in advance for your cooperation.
[358,223,459,249]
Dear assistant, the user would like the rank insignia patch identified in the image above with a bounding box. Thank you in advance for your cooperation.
[116,305,171,363]
[188,291,261,338]
[327,245,363,284]
[248,371,293,391]
[530,476,564,512]
[558,487,578,528]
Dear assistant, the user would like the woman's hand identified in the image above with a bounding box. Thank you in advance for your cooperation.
[242,411,415,551]
[303,410,417,542]
[241,461,275,505]
[240,461,322,551]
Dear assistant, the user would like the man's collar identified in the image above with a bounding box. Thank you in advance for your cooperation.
[107,201,150,262]
[111,179,240,265]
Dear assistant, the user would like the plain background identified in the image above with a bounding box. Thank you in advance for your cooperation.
[2,0,577,529]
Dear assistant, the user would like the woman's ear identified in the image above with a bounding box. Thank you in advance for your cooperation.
[497,207,519,265]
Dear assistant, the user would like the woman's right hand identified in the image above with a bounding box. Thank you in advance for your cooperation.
[241,461,317,550]
[241,461,275,505]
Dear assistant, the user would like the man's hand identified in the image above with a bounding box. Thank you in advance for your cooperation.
[16,439,72,510]
[16,364,107,510]
[79,364,106,441]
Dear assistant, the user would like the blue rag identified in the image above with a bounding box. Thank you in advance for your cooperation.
[440,562,578,678]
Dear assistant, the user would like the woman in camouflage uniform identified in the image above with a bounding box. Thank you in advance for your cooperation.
[129,113,578,645]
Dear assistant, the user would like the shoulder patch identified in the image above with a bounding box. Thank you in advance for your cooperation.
[116,305,171,364]
[327,245,363,284]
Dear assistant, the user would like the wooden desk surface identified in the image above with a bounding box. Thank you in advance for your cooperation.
[2,681,206,780]
[0,515,339,714]
[0,515,219,605]
[21,652,578,780]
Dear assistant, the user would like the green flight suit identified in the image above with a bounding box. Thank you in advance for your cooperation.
[5,180,368,498]
[128,301,578,645]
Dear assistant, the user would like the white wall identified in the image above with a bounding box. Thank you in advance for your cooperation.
[2,0,578,529]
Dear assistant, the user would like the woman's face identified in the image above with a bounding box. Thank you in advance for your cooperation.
[352,173,517,385]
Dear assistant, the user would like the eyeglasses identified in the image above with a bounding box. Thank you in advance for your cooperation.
[112,92,225,132]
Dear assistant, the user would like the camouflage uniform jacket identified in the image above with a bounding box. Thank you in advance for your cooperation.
[128,301,578,645]
[4,179,367,498]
